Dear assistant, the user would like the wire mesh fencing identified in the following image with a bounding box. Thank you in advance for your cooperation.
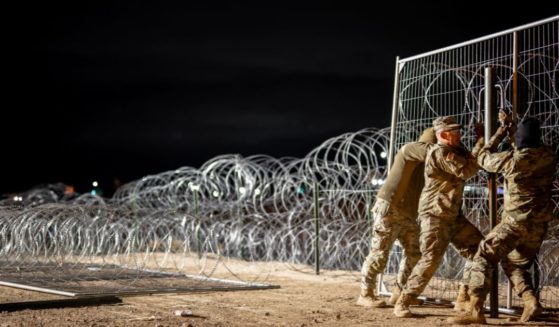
[389,16,559,309]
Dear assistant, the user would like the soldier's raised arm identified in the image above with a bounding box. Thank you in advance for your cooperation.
[476,111,515,173]
[476,126,514,174]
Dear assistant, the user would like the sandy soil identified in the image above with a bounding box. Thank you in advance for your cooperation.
[1,259,558,327]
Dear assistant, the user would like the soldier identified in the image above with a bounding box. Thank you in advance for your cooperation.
[393,116,485,318]
[448,116,556,324]
[357,127,436,308]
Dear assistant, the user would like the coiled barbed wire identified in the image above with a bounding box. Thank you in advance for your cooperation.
[1,126,557,290]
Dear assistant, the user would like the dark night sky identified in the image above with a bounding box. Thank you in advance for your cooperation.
[3,2,553,195]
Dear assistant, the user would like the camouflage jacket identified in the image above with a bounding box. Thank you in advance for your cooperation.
[477,144,556,223]
[418,142,479,219]
[377,141,433,219]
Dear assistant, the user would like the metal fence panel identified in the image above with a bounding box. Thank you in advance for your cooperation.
[388,16,558,309]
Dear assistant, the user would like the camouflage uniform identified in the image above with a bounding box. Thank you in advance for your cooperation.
[468,132,556,300]
[392,117,485,309]
[401,140,484,298]
[448,118,556,324]
[359,129,435,302]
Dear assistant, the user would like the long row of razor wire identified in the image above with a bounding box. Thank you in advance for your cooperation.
[0,124,557,305]
[0,128,390,284]
[0,127,388,265]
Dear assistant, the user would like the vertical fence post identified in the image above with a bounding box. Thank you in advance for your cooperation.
[387,56,401,171]
[507,31,520,309]
[512,31,519,124]
[193,188,202,259]
[314,182,320,275]
[365,183,373,239]
[485,66,499,318]
[237,190,244,259]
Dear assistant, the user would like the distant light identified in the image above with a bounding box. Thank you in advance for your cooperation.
[92,181,98,187]
[91,190,97,196]
[18,196,23,201]
[371,179,384,186]
[65,185,75,194]
[254,188,261,195]
[13,196,19,202]
[239,187,246,195]
[212,190,220,197]
[380,151,387,159]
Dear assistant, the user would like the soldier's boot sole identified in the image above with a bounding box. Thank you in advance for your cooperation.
[447,293,486,325]
[447,314,486,325]
[393,304,412,318]
[356,296,387,308]
[520,302,543,322]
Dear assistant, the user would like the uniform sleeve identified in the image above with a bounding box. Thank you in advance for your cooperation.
[436,148,479,180]
[477,149,514,174]
[400,143,428,162]
[482,127,507,153]
[471,137,485,158]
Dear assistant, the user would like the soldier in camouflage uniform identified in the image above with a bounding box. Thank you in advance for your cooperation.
[449,116,556,324]
[394,116,485,318]
[357,127,436,308]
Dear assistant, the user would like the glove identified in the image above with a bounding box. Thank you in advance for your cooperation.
[496,126,507,137]
[506,121,517,137]
[498,109,511,127]
[371,198,390,220]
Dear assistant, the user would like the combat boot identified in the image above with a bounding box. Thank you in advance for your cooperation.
[356,288,386,308]
[388,288,400,305]
[388,287,423,306]
[453,284,470,312]
[520,290,542,322]
[447,294,486,325]
[393,293,415,317]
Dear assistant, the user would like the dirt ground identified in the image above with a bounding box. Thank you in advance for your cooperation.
[1,260,558,327]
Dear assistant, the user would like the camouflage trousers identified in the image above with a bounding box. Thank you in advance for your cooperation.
[402,212,483,297]
[360,208,420,293]
[468,214,548,298]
